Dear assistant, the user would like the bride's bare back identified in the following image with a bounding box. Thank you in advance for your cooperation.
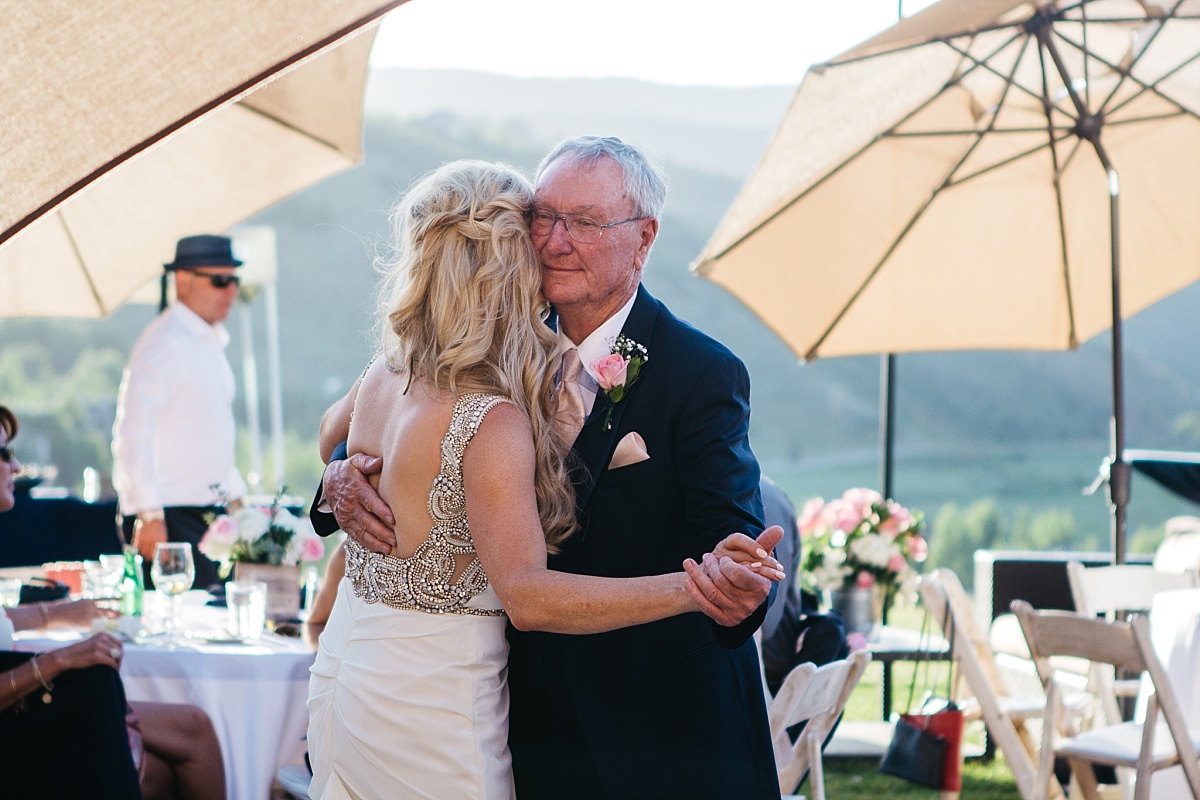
[346,359,480,582]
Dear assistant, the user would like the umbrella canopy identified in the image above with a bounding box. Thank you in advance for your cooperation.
[693,0,1200,561]
[0,0,409,317]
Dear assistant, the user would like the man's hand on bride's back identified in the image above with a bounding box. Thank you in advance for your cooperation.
[326,453,396,554]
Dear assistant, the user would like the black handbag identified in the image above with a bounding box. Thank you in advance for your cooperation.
[879,713,947,788]
[879,598,963,790]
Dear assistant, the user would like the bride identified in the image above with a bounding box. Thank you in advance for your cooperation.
[306,160,781,800]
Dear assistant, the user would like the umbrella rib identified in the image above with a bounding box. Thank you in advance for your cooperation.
[703,73,971,264]
[941,37,1078,121]
[1050,13,1198,122]
[56,214,107,317]
[1039,35,1080,350]
[823,18,1030,69]
[238,104,356,159]
[0,1,408,247]
[944,131,1075,187]
[806,84,1013,359]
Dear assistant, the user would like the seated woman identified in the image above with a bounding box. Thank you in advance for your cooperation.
[1,405,226,800]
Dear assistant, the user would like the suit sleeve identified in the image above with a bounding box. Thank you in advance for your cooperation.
[673,349,767,647]
[308,440,348,537]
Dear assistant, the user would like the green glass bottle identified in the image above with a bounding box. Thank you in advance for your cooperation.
[120,545,144,617]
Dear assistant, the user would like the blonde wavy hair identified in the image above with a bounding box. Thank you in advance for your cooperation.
[376,160,577,550]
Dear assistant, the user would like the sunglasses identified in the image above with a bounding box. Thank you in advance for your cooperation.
[184,270,240,289]
[0,446,14,464]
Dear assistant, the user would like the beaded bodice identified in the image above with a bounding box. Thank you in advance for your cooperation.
[345,393,510,617]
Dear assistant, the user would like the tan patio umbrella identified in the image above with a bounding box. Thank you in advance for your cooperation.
[693,0,1200,563]
[0,0,410,318]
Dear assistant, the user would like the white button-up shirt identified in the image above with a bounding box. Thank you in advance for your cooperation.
[557,291,638,418]
[111,301,246,514]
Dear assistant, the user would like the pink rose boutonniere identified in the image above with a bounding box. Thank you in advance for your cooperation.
[589,333,648,431]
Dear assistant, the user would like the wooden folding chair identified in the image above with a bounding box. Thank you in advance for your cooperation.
[1066,562,1198,724]
[1012,600,1200,800]
[770,649,872,800]
[919,569,1066,800]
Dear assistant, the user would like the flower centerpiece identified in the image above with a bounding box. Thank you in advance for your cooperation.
[199,491,324,618]
[797,488,927,630]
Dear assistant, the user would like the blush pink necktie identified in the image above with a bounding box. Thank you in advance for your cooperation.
[555,348,587,442]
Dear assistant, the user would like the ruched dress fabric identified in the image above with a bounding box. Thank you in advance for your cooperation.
[308,394,515,800]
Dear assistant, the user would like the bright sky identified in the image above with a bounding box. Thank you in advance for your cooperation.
[372,0,937,87]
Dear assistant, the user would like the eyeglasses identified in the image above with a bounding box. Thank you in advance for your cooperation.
[184,270,240,289]
[527,208,648,244]
[0,446,14,464]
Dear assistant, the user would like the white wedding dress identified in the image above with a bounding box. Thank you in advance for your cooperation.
[308,394,516,800]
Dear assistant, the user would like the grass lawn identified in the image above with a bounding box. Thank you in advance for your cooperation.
[818,604,1024,799]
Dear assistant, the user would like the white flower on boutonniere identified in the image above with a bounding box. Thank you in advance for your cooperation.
[589,334,648,431]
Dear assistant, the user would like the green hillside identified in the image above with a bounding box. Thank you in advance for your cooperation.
[3,86,1197,553]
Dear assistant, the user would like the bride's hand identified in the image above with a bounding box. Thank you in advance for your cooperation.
[713,526,786,580]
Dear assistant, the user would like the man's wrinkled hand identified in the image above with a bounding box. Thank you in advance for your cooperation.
[324,454,396,554]
[682,525,787,627]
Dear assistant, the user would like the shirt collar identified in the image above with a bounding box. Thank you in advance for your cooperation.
[558,290,638,380]
[169,300,230,347]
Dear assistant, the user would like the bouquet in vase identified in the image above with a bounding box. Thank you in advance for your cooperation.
[797,488,927,615]
[199,492,324,578]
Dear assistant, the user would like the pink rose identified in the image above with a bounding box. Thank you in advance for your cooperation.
[887,553,908,573]
[797,498,825,535]
[846,632,868,651]
[843,487,883,516]
[854,571,875,588]
[203,515,238,545]
[908,535,928,562]
[828,499,862,533]
[590,354,629,390]
[299,534,325,563]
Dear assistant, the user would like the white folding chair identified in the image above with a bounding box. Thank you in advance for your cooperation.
[1012,600,1200,800]
[1066,562,1198,725]
[769,649,872,800]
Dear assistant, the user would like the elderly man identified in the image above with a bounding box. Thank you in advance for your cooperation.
[314,137,780,798]
[112,235,247,590]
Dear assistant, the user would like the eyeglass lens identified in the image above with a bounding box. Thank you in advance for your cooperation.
[528,210,604,244]
[0,446,14,464]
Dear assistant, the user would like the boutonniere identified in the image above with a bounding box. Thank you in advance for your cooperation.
[589,334,649,431]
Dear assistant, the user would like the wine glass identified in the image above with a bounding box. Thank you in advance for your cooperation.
[151,543,195,643]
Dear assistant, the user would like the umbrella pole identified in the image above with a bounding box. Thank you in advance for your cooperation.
[879,353,896,502]
[1101,156,1129,566]
[1037,25,1129,564]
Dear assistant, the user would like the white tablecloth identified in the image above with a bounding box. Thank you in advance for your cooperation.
[1139,587,1200,798]
[14,591,316,800]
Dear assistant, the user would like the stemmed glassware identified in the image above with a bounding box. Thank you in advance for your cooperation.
[151,542,195,644]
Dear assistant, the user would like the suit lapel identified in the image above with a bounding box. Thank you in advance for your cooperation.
[570,286,659,513]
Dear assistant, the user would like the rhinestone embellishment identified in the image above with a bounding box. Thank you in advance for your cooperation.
[345,394,509,617]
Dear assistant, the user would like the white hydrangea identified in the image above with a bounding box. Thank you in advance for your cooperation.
[848,532,895,569]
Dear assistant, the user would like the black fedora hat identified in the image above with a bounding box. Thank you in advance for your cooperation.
[163,234,243,271]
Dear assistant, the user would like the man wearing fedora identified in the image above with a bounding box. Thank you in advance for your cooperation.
[112,234,247,589]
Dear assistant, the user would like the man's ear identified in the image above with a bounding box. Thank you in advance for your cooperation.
[633,218,659,270]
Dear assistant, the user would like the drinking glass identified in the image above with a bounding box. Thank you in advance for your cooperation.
[151,543,195,642]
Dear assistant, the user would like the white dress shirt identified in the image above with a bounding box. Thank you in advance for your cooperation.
[111,301,246,514]
[558,291,638,418]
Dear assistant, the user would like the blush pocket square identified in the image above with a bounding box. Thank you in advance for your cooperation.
[608,431,650,470]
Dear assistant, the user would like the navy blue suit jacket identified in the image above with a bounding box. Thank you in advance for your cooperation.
[309,287,777,798]
[506,287,777,799]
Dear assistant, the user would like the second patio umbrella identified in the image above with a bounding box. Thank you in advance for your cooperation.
[693,0,1200,562]
[0,0,408,317]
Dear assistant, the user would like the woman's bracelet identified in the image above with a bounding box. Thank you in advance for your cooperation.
[29,656,53,704]
[6,668,26,714]
[38,602,51,627]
